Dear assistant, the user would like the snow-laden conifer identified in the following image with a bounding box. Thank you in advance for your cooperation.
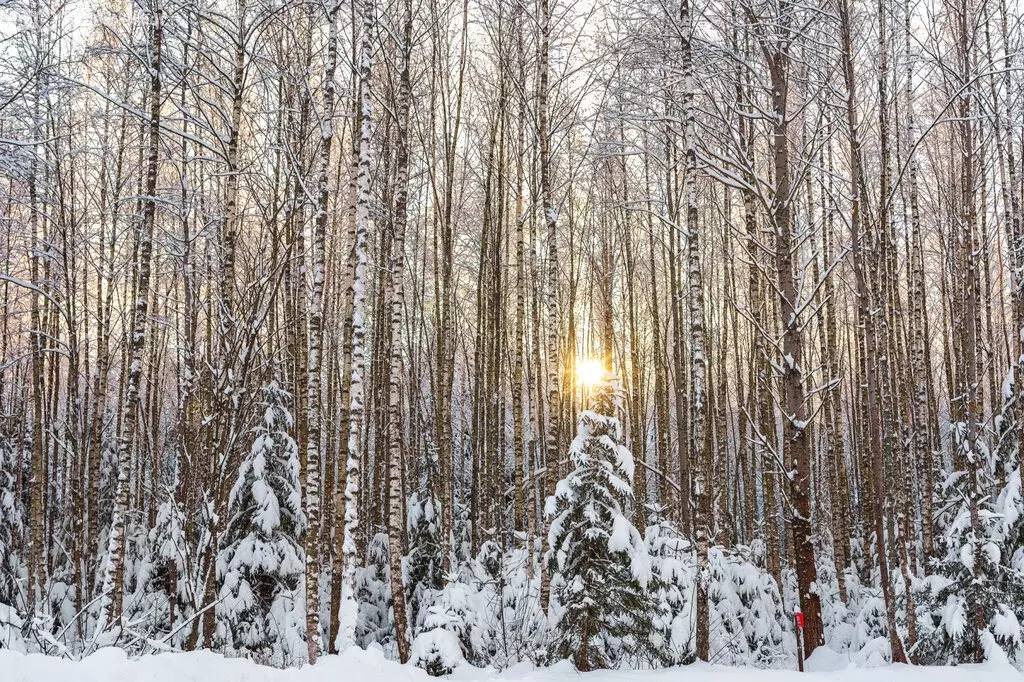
[546,370,658,670]
[216,383,306,665]
[644,508,695,665]
[356,532,394,650]
[0,428,23,611]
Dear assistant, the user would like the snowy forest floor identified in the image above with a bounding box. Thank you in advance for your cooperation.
[2,647,1020,682]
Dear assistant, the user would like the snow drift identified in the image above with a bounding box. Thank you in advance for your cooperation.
[1,646,1021,682]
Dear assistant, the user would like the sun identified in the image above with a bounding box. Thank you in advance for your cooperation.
[577,357,606,387]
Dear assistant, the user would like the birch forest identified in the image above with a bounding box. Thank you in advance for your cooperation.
[3,0,1024,670]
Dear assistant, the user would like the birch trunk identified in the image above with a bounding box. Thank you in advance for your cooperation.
[682,0,710,658]
[303,0,339,662]
[337,0,373,650]
[385,0,413,657]
[94,3,162,638]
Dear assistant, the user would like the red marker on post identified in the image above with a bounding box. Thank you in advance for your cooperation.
[794,611,805,672]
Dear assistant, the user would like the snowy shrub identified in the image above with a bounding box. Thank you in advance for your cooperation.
[850,590,890,666]
[407,489,443,635]
[145,496,191,648]
[120,517,169,649]
[707,546,748,665]
[491,544,545,667]
[644,510,695,665]
[356,533,393,650]
[410,622,466,676]
[816,549,852,651]
[731,543,791,667]
[410,574,486,673]
[0,601,25,652]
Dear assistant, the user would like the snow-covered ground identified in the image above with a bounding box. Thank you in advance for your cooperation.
[2,646,1020,682]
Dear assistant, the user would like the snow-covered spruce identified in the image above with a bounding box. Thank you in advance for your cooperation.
[355,532,394,651]
[0,426,23,612]
[215,383,307,666]
[407,480,443,637]
[545,371,662,671]
[916,391,1024,666]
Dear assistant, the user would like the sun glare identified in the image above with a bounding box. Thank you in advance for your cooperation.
[577,358,606,387]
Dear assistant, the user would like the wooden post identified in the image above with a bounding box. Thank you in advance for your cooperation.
[795,611,805,672]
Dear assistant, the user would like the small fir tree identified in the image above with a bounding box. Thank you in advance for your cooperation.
[918,413,1024,665]
[355,532,394,649]
[731,543,791,667]
[0,427,23,609]
[407,476,443,634]
[216,382,306,664]
[546,370,658,670]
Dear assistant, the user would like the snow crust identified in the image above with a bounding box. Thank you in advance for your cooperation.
[1,646,1019,682]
